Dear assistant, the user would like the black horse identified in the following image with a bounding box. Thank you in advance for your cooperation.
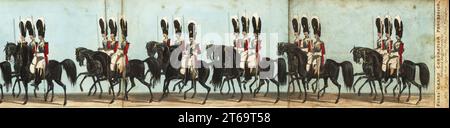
[206,44,245,101]
[0,61,13,103]
[397,60,429,104]
[277,43,308,102]
[4,42,28,98]
[75,47,112,97]
[253,57,288,103]
[122,58,161,102]
[350,47,389,104]
[156,43,211,104]
[145,41,184,91]
[5,42,77,105]
[351,47,430,104]
[75,47,131,104]
[279,43,354,103]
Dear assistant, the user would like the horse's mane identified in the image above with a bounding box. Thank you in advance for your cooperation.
[354,47,382,63]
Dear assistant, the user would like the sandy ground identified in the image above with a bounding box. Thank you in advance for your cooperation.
[0,91,434,108]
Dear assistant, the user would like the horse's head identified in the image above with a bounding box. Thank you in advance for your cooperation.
[146,41,159,57]
[75,47,86,66]
[350,47,364,64]
[4,42,17,61]
[277,43,287,56]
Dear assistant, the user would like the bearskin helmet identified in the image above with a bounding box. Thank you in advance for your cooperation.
[174,18,182,34]
[301,15,309,33]
[99,17,108,35]
[36,19,45,38]
[25,20,35,37]
[108,18,117,36]
[241,16,249,33]
[19,20,26,38]
[160,18,169,35]
[394,16,403,39]
[231,16,240,34]
[311,17,321,37]
[375,16,384,35]
[384,16,392,36]
[120,17,128,38]
[188,21,196,39]
[252,14,261,35]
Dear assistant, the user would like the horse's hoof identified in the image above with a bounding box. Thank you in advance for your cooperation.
[109,100,114,104]
[274,98,279,104]
[201,101,206,105]
[406,98,410,102]
[334,100,339,104]
[379,100,384,104]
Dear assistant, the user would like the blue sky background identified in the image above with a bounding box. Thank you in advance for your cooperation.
[0,0,434,94]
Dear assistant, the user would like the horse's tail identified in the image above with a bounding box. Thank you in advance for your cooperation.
[339,61,354,90]
[277,58,287,86]
[415,63,430,89]
[143,57,161,85]
[198,61,210,83]
[61,59,77,86]
[211,67,223,89]
[0,61,12,91]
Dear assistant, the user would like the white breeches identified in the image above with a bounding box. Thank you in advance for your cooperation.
[388,52,399,69]
[111,50,125,73]
[377,50,389,72]
[180,54,198,78]
[306,52,313,72]
[239,50,258,69]
[30,53,46,75]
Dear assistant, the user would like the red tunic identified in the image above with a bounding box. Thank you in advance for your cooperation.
[307,41,312,52]
[398,42,404,65]
[123,42,130,65]
[387,40,393,53]
[320,43,325,65]
[44,42,49,64]
[244,39,249,51]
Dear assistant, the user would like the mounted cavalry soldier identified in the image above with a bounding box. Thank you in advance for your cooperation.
[240,15,251,70]
[375,16,387,56]
[310,17,325,75]
[389,16,404,76]
[29,18,48,78]
[161,17,170,46]
[302,16,314,72]
[180,21,200,79]
[110,17,130,74]
[382,15,393,73]
[251,14,262,69]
